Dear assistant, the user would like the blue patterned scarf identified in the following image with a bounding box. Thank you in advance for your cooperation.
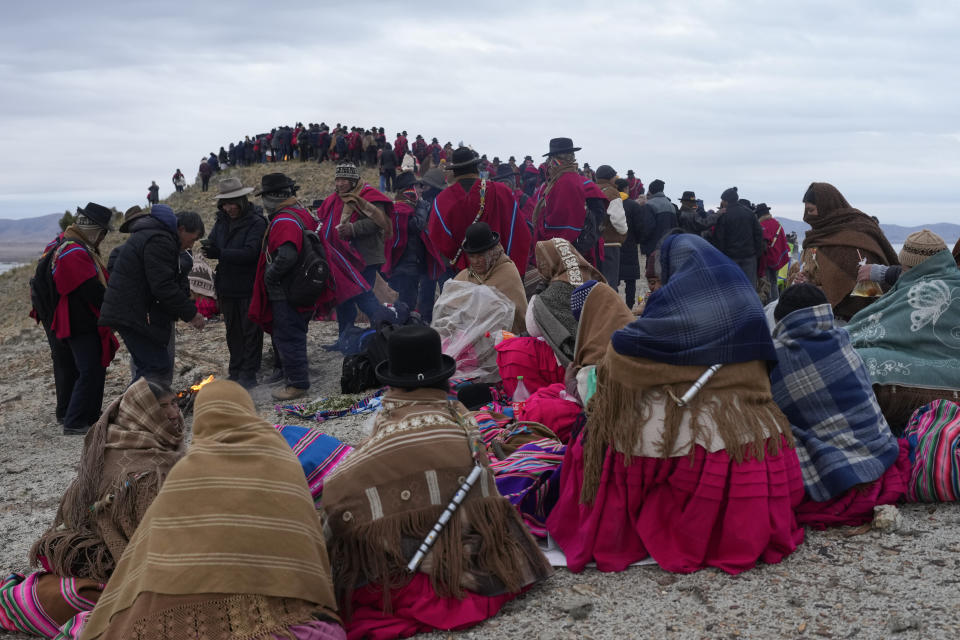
[611,233,775,365]
[771,304,899,501]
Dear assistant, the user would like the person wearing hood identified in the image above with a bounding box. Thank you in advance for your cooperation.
[100,204,203,386]
[710,186,765,288]
[202,177,268,388]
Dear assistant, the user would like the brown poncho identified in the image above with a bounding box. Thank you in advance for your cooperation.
[454,248,528,333]
[30,378,184,582]
[581,347,793,503]
[799,182,898,317]
[322,387,552,612]
[79,380,340,640]
[568,282,634,387]
[534,237,606,286]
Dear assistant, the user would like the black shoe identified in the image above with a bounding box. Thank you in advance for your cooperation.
[238,376,258,390]
[262,370,285,385]
[63,425,90,436]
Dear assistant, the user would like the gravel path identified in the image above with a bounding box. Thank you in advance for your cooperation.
[2,320,959,639]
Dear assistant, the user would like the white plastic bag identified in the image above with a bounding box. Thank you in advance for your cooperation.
[431,280,516,382]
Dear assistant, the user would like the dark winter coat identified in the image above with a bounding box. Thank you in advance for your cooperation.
[99,216,197,344]
[206,205,268,298]
[711,202,765,260]
[619,198,649,280]
[638,192,678,255]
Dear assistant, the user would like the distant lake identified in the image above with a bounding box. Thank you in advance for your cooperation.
[0,262,23,274]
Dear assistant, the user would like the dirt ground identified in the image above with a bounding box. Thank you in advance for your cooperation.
[1,313,959,639]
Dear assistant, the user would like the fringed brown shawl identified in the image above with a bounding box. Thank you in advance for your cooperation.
[569,282,634,382]
[30,378,184,582]
[535,237,605,286]
[80,380,339,640]
[581,347,794,503]
[800,182,898,308]
[321,388,552,612]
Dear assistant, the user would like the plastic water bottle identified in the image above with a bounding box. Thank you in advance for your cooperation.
[512,376,530,415]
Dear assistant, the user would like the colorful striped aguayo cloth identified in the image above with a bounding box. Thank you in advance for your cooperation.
[904,400,960,502]
[274,425,353,506]
[0,572,100,638]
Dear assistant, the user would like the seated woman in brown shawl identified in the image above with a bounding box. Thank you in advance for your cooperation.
[793,182,899,320]
[0,378,184,638]
[322,326,552,640]
[526,238,606,368]
[453,222,527,333]
[74,380,344,640]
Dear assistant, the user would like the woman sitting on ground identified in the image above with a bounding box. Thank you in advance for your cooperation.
[845,230,960,433]
[75,380,344,640]
[770,284,911,529]
[453,222,527,333]
[547,233,804,574]
[793,182,898,321]
[0,378,184,638]
[322,326,552,640]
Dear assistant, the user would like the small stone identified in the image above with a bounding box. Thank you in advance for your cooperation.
[887,614,920,633]
[559,597,593,621]
[873,504,903,532]
[656,574,678,587]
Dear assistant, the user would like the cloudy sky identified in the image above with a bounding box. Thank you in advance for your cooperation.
[1,0,957,224]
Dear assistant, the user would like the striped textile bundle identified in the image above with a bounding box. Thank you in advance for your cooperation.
[488,439,565,537]
[0,572,100,637]
[904,400,960,502]
[274,425,354,505]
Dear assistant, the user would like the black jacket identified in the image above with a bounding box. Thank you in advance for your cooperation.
[206,205,267,298]
[99,217,197,343]
[637,193,678,255]
[619,198,648,280]
[711,203,764,260]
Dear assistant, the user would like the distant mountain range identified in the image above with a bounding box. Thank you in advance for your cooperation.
[777,217,959,246]
[0,213,62,245]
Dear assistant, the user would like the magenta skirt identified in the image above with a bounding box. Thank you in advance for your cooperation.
[546,433,805,574]
[345,573,518,640]
[794,438,912,529]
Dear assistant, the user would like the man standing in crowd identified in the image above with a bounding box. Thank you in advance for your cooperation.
[532,137,607,264]
[394,131,408,164]
[492,163,536,223]
[198,158,212,192]
[172,169,185,193]
[637,178,678,289]
[756,203,789,301]
[202,177,267,388]
[429,147,531,273]
[147,181,160,205]
[626,169,644,200]
[315,163,391,343]
[594,164,629,286]
[615,178,648,307]
[100,204,204,385]
[33,203,117,435]
[711,186,765,287]
[379,142,397,192]
[248,173,318,401]
[678,190,711,234]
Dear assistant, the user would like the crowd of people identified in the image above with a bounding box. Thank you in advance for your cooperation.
[12,130,960,638]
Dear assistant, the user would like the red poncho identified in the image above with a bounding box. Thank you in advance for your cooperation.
[429,178,531,272]
[51,240,118,368]
[533,172,607,245]
[759,216,790,274]
[383,199,448,280]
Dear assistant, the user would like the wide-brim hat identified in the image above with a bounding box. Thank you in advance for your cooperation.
[680,190,697,202]
[446,147,480,169]
[254,173,297,196]
[419,168,447,191]
[375,325,457,388]
[119,205,148,233]
[492,164,517,183]
[462,221,500,254]
[543,137,582,157]
[393,170,418,192]
[77,202,114,231]
[215,177,254,200]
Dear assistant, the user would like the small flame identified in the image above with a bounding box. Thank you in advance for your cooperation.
[190,374,215,392]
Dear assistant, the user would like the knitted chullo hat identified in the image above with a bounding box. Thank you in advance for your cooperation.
[335,163,360,181]
[774,283,829,322]
[898,229,947,268]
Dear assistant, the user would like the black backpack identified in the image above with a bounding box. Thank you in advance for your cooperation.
[574,200,605,257]
[29,241,62,325]
[275,212,330,307]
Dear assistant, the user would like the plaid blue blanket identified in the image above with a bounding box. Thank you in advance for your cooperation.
[771,303,899,501]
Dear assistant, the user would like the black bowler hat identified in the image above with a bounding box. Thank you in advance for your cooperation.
[393,171,418,192]
[462,222,500,254]
[375,325,457,388]
[254,173,298,196]
[543,137,582,157]
[492,164,517,183]
[77,202,115,231]
[681,190,697,202]
[447,147,480,169]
